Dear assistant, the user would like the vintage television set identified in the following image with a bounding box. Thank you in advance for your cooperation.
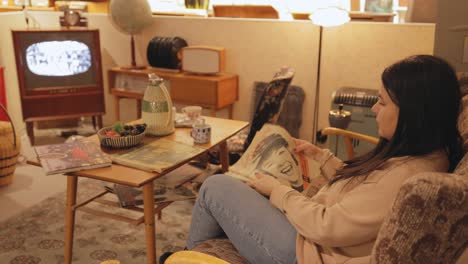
[11,28,105,145]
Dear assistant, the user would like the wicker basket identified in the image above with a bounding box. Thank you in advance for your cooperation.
[0,104,20,187]
[97,127,145,149]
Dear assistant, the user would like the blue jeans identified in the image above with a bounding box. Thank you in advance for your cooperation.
[187,175,297,264]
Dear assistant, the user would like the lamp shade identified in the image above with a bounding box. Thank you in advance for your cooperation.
[309,7,350,27]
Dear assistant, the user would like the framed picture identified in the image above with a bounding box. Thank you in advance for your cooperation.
[365,0,393,13]
[30,0,49,7]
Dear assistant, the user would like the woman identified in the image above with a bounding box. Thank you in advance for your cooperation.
[175,55,463,264]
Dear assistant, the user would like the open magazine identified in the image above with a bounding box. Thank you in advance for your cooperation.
[226,124,319,191]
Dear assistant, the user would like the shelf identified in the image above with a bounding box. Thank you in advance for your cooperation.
[110,88,144,99]
[108,67,239,120]
[349,11,396,22]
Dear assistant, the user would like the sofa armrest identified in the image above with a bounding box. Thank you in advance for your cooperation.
[371,172,467,264]
[166,251,230,264]
[189,239,249,264]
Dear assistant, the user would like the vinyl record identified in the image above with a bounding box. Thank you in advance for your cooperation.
[170,37,188,69]
[147,36,188,69]
[155,37,165,67]
[146,37,159,67]
[160,37,171,68]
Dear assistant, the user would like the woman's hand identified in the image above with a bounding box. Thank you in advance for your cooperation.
[247,173,282,197]
[293,138,323,161]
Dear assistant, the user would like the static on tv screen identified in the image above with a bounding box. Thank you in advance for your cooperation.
[16,31,98,90]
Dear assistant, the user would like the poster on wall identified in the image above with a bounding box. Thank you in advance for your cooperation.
[365,0,393,13]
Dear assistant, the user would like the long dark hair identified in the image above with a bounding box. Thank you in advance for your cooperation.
[330,55,463,185]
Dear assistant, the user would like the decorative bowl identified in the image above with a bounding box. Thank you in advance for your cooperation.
[97,127,146,149]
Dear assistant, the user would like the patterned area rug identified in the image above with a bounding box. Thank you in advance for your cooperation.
[0,178,194,264]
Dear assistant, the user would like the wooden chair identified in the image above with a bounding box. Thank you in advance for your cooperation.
[320,127,379,160]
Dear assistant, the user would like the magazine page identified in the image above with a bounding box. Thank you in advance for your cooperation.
[114,183,197,208]
[113,164,218,208]
[110,138,205,173]
[226,124,319,191]
[34,140,112,175]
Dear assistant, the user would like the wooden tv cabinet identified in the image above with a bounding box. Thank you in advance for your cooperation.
[108,67,239,120]
[11,28,105,146]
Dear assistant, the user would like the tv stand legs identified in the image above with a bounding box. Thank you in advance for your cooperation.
[91,115,103,130]
[26,121,34,146]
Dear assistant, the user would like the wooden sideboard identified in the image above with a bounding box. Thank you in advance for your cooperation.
[0,1,108,13]
[108,67,239,120]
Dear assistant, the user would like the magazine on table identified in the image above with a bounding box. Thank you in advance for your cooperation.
[110,138,205,173]
[226,124,319,191]
[34,140,112,175]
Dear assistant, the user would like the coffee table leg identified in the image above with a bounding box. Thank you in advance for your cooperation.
[64,175,78,264]
[143,181,156,264]
[219,140,229,172]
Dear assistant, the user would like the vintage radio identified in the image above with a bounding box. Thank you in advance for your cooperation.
[181,46,225,75]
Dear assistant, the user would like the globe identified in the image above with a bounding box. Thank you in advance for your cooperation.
[109,0,153,68]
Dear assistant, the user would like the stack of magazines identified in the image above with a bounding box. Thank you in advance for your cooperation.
[34,140,112,175]
[110,163,220,208]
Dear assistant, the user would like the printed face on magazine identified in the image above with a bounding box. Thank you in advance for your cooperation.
[249,133,303,188]
[257,145,302,188]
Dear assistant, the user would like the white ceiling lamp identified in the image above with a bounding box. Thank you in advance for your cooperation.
[310,6,350,27]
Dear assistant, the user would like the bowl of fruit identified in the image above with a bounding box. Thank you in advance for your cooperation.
[98,122,147,149]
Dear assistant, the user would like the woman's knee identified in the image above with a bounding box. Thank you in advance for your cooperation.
[200,174,236,193]
[198,175,244,202]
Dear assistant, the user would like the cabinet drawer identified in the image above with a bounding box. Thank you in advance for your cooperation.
[170,78,217,105]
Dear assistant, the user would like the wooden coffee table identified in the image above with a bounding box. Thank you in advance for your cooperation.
[34,116,248,264]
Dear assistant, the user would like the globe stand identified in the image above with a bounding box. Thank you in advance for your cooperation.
[120,35,146,70]
[109,0,152,70]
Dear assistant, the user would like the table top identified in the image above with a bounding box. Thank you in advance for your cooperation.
[33,116,248,187]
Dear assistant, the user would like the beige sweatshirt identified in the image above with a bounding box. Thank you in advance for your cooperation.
[270,149,449,264]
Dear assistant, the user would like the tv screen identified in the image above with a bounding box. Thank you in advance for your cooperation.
[12,28,102,96]
[11,28,105,121]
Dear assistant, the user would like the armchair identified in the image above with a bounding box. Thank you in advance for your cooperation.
[166,128,468,264]
[321,127,379,159]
